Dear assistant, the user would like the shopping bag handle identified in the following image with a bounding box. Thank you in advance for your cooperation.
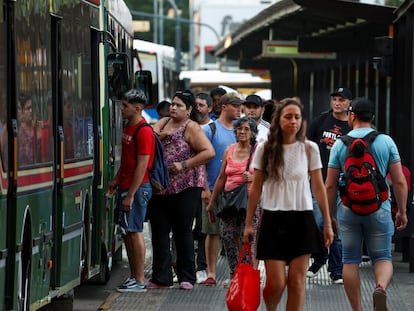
[238,242,253,264]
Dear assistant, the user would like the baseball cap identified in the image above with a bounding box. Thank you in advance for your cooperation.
[330,87,353,100]
[344,97,374,117]
[220,92,243,105]
[244,94,263,106]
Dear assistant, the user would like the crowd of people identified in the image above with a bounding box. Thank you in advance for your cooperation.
[109,86,408,311]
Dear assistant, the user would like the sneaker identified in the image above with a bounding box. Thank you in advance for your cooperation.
[306,263,323,278]
[362,255,371,262]
[179,281,194,290]
[172,271,178,283]
[146,280,172,289]
[222,278,231,288]
[331,275,344,285]
[202,277,217,286]
[116,280,147,293]
[196,270,208,284]
[373,286,387,311]
[118,277,135,288]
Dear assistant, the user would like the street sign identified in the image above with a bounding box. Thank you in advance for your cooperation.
[262,40,336,59]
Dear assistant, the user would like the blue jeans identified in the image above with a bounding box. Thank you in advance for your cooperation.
[312,194,343,278]
[337,205,393,264]
[116,182,152,233]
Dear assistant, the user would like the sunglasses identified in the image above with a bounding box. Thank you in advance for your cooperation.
[174,91,193,98]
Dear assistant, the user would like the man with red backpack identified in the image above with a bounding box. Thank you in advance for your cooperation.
[326,97,408,311]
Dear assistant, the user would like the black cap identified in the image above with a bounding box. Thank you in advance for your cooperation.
[330,87,353,100]
[345,97,374,117]
[244,94,263,106]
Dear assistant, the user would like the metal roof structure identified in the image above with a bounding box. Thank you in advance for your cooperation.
[213,0,396,68]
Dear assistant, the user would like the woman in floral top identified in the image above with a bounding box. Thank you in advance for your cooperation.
[148,90,215,290]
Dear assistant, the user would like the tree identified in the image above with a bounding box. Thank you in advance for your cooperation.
[125,0,190,52]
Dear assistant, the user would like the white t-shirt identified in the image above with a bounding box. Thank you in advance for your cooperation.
[256,122,269,143]
[252,140,322,211]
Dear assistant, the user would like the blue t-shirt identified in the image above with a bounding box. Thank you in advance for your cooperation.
[203,120,236,190]
[328,127,401,211]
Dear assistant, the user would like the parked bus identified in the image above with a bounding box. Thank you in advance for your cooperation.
[0,0,142,309]
[179,70,271,98]
[133,39,181,107]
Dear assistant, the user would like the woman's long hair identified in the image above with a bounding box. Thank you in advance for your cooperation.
[262,98,304,181]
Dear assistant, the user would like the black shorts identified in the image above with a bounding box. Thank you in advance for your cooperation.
[256,210,323,263]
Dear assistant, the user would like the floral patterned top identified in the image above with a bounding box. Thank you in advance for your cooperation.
[161,119,205,195]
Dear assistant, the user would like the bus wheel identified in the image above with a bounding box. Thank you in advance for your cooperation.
[18,219,32,311]
[90,245,110,284]
[81,201,90,281]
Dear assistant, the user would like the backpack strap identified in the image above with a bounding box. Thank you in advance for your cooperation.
[132,122,153,173]
[341,130,379,146]
[340,134,353,146]
[208,122,216,140]
[132,122,150,148]
[362,130,379,143]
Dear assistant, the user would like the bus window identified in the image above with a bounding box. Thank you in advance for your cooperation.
[17,94,38,166]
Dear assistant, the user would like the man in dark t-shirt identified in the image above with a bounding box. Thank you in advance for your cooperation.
[306,87,352,284]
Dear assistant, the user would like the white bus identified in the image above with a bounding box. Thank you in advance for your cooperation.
[179,70,271,98]
[133,39,180,106]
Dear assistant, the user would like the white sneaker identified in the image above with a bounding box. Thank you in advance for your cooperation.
[196,270,208,284]
[173,273,178,283]
[222,278,231,288]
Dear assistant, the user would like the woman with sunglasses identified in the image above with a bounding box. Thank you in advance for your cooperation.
[147,90,215,290]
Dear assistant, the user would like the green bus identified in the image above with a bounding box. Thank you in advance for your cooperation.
[0,0,144,309]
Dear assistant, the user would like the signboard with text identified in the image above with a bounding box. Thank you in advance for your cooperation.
[262,40,336,59]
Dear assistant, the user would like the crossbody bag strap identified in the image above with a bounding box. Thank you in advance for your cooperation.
[245,143,257,171]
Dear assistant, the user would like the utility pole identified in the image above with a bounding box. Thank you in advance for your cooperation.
[167,0,181,73]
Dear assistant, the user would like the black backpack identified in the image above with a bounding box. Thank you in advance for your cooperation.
[133,123,170,194]
[339,131,389,215]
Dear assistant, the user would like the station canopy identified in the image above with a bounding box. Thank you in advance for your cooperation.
[213,0,396,68]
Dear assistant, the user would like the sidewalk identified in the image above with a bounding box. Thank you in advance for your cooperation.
[99,224,414,311]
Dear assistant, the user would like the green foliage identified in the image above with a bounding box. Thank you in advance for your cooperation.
[125,0,190,52]
[385,0,404,6]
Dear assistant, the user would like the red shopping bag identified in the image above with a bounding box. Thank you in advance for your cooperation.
[226,242,261,311]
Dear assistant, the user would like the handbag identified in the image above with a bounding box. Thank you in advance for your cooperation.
[226,242,261,311]
[216,144,255,219]
[216,183,248,219]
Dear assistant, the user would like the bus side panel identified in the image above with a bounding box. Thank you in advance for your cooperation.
[55,2,100,289]
[14,191,53,308]
[0,194,5,311]
[58,181,90,287]
[12,1,54,309]
[0,0,7,307]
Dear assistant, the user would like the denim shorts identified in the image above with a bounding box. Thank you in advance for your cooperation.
[116,182,152,233]
[337,205,394,264]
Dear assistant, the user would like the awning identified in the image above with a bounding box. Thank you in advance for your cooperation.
[213,0,396,67]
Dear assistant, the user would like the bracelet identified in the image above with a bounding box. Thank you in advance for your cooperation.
[181,161,188,169]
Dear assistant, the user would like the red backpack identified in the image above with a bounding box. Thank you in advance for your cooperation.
[339,131,389,215]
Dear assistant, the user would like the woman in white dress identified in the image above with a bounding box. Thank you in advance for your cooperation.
[244,98,334,311]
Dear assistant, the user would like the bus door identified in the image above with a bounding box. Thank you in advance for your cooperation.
[52,2,100,292]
